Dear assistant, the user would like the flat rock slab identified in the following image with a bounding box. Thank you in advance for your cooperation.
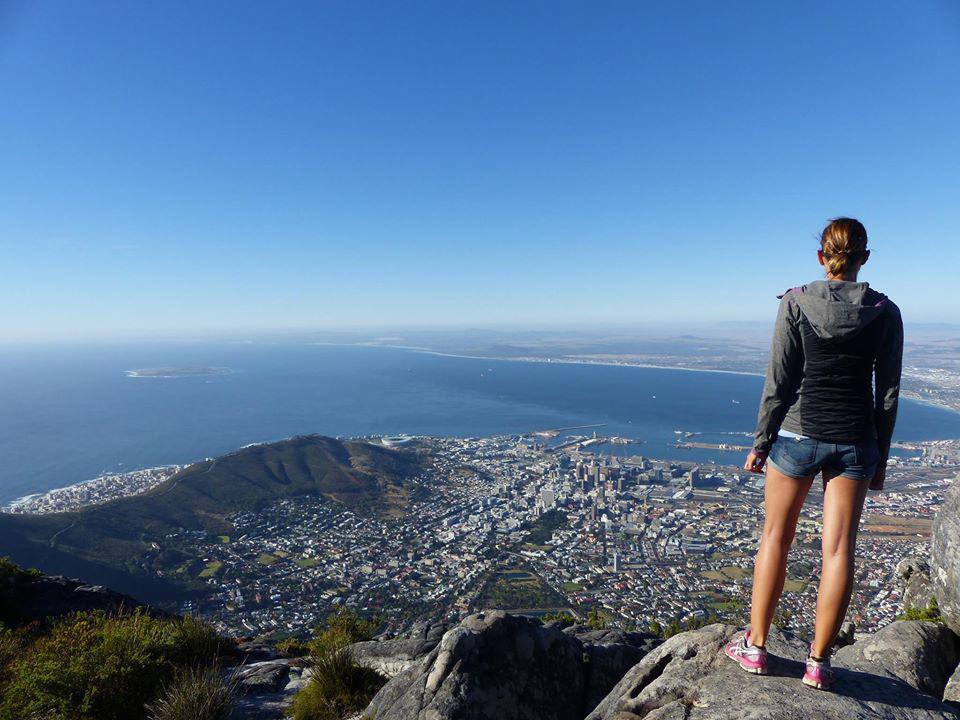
[587,624,960,720]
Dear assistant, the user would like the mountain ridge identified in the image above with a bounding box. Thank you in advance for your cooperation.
[0,435,426,604]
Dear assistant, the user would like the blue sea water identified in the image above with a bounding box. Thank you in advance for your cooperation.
[1,342,959,504]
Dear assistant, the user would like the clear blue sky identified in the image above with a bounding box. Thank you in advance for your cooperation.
[2,1,959,340]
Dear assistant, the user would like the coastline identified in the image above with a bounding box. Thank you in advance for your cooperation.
[2,464,183,514]
[310,341,960,415]
[309,342,767,378]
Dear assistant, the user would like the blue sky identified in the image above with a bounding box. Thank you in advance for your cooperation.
[1,1,959,340]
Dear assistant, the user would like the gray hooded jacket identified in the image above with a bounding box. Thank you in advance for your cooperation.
[752,279,903,462]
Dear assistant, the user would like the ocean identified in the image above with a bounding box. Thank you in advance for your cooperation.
[1,341,959,505]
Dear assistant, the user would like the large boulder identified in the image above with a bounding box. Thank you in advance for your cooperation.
[898,558,935,614]
[362,610,592,720]
[233,659,293,695]
[834,620,960,700]
[587,623,960,720]
[931,476,960,634]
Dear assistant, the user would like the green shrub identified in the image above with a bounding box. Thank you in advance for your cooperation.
[0,609,229,720]
[0,623,23,685]
[145,664,235,720]
[539,611,575,627]
[307,607,381,657]
[585,608,612,630]
[0,557,42,587]
[647,612,720,639]
[276,637,310,657]
[897,596,942,623]
[287,647,386,720]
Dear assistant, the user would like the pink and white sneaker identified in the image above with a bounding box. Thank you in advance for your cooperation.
[723,628,768,674]
[802,646,834,690]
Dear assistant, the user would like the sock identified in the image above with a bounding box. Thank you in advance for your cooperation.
[810,653,825,662]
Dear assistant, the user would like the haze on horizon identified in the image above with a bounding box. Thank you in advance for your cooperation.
[2,1,959,342]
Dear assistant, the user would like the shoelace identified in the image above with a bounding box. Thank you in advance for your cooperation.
[806,656,832,675]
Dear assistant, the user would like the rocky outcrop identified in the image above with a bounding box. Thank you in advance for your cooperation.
[586,623,960,720]
[834,620,960,700]
[363,611,587,720]
[347,619,455,678]
[361,610,660,720]
[932,477,960,634]
[561,625,664,712]
[899,558,935,613]
[0,566,166,627]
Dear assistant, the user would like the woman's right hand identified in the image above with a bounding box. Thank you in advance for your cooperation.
[744,450,767,474]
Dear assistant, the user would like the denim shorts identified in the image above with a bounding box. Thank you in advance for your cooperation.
[767,434,881,481]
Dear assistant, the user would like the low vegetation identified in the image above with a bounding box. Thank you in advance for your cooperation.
[287,607,388,720]
[145,664,236,720]
[585,607,614,630]
[897,596,942,623]
[540,611,576,627]
[646,612,721,639]
[521,508,568,546]
[0,579,235,720]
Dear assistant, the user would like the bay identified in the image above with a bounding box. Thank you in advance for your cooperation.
[1,342,958,504]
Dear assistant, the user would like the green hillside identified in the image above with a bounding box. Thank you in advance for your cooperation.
[0,436,425,605]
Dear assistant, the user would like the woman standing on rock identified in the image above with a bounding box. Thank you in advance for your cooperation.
[724,217,903,690]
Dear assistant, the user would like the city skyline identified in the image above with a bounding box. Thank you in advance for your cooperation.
[2,1,960,340]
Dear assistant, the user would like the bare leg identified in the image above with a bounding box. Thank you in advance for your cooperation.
[811,470,869,658]
[749,465,814,647]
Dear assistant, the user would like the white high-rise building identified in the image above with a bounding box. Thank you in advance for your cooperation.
[541,488,556,509]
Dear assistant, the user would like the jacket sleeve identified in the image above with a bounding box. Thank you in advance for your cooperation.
[753,294,804,454]
[874,301,903,463]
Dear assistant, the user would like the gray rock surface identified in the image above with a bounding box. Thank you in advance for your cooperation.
[569,626,664,713]
[355,613,662,719]
[234,659,292,695]
[362,610,590,720]
[944,664,960,709]
[834,620,960,700]
[587,623,960,720]
[899,557,936,613]
[235,639,278,663]
[347,619,453,678]
[565,625,663,654]
[227,664,311,720]
[835,620,857,649]
[932,477,960,634]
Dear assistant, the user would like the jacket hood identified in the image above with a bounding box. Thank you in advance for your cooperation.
[782,279,888,341]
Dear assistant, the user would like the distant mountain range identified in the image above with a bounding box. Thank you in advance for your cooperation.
[0,435,425,605]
